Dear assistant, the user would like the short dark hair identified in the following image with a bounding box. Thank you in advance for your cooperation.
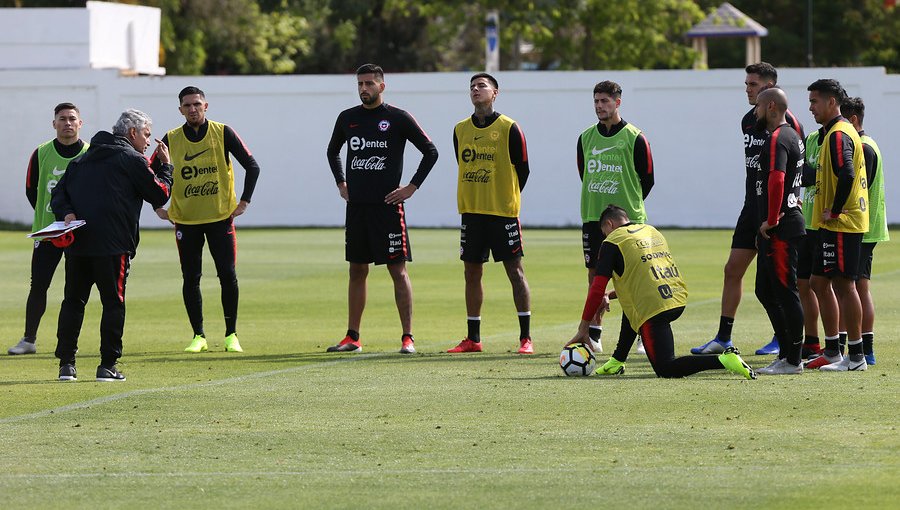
[54,102,79,115]
[470,72,498,89]
[746,62,778,83]
[593,81,622,99]
[178,86,205,104]
[599,204,629,225]
[840,96,865,124]
[356,63,384,81]
[807,79,847,103]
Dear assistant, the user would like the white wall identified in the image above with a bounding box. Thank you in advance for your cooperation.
[2,66,898,228]
[0,3,163,75]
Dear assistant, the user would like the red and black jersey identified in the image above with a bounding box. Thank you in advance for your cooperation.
[742,108,803,207]
[327,103,438,204]
[755,123,805,239]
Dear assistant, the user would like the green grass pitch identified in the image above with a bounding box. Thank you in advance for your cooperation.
[0,228,897,509]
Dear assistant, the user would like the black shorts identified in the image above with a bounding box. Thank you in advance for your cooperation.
[858,242,876,280]
[797,229,817,280]
[582,222,607,268]
[345,202,411,265]
[460,213,523,263]
[731,202,758,250]
[812,229,863,280]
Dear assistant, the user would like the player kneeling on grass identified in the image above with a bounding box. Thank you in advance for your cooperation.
[566,205,756,380]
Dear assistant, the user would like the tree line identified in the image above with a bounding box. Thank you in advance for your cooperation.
[4,0,899,74]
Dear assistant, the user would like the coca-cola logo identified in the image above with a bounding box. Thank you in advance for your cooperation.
[462,168,492,183]
[184,181,219,198]
[587,180,619,194]
[350,156,387,171]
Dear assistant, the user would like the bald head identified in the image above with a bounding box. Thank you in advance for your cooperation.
[757,87,788,114]
[754,87,789,131]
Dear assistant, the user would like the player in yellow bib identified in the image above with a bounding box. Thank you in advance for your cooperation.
[152,87,261,354]
[448,73,533,355]
[9,103,88,356]
[567,205,756,380]
[805,79,868,372]
[839,97,888,366]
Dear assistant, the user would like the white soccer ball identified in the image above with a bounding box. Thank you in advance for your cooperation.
[559,344,597,377]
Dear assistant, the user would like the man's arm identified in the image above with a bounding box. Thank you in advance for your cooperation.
[403,111,439,189]
[862,142,878,185]
[827,130,856,217]
[223,125,261,204]
[764,134,788,230]
[633,133,654,199]
[582,242,623,320]
[25,149,39,209]
[508,122,530,190]
[128,153,173,209]
[326,116,347,185]
[148,133,170,171]
[576,136,585,181]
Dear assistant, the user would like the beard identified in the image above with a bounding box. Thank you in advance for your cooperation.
[754,115,768,132]
[360,93,379,106]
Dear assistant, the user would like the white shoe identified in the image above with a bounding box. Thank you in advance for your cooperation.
[635,338,646,355]
[8,338,36,355]
[820,356,867,372]
[589,338,602,353]
[757,358,802,375]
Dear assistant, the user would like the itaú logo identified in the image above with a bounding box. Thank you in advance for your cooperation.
[350,136,387,151]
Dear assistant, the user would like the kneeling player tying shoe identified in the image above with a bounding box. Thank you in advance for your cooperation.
[566,205,756,380]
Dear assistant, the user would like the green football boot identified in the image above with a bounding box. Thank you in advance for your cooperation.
[718,346,757,380]
[224,333,243,353]
[184,334,208,353]
[595,358,625,375]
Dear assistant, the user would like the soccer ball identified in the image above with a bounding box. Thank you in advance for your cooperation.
[559,344,597,377]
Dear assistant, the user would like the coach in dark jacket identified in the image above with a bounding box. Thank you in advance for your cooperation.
[50,109,173,382]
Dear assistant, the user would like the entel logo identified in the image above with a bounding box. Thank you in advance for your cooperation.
[388,233,401,239]
[505,223,516,230]
[350,136,388,151]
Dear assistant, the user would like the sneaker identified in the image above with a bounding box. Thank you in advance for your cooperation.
[8,337,37,355]
[96,365,126,382]
[58,364,77,381]
[399,336,416,354]
[718,346,757,380]
[756,358,803,375]
[596,358,625,375]
[447,338,482,353]
[690,337,733,355]
[635,338,646,355]
[820,357,867,372]
[327,336,362,353]
[224,333,243,352]
[865,352,876,366]
[588,338,602,353]
[184,335,208,353]
[804,353,842,369]
[517,337,534,354]
[755,336,780,355]
[801,344,823,359]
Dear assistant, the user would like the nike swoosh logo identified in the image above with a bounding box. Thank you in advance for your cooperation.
[626,226,647,234]
[51,167,66,176]
[474,136,484,140]
[349,123,359,128]
[591,146,616,156]
[184,149,210,161]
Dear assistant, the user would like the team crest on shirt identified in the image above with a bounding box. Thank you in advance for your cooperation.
[378,120,391,132]
[490,130,500,141]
